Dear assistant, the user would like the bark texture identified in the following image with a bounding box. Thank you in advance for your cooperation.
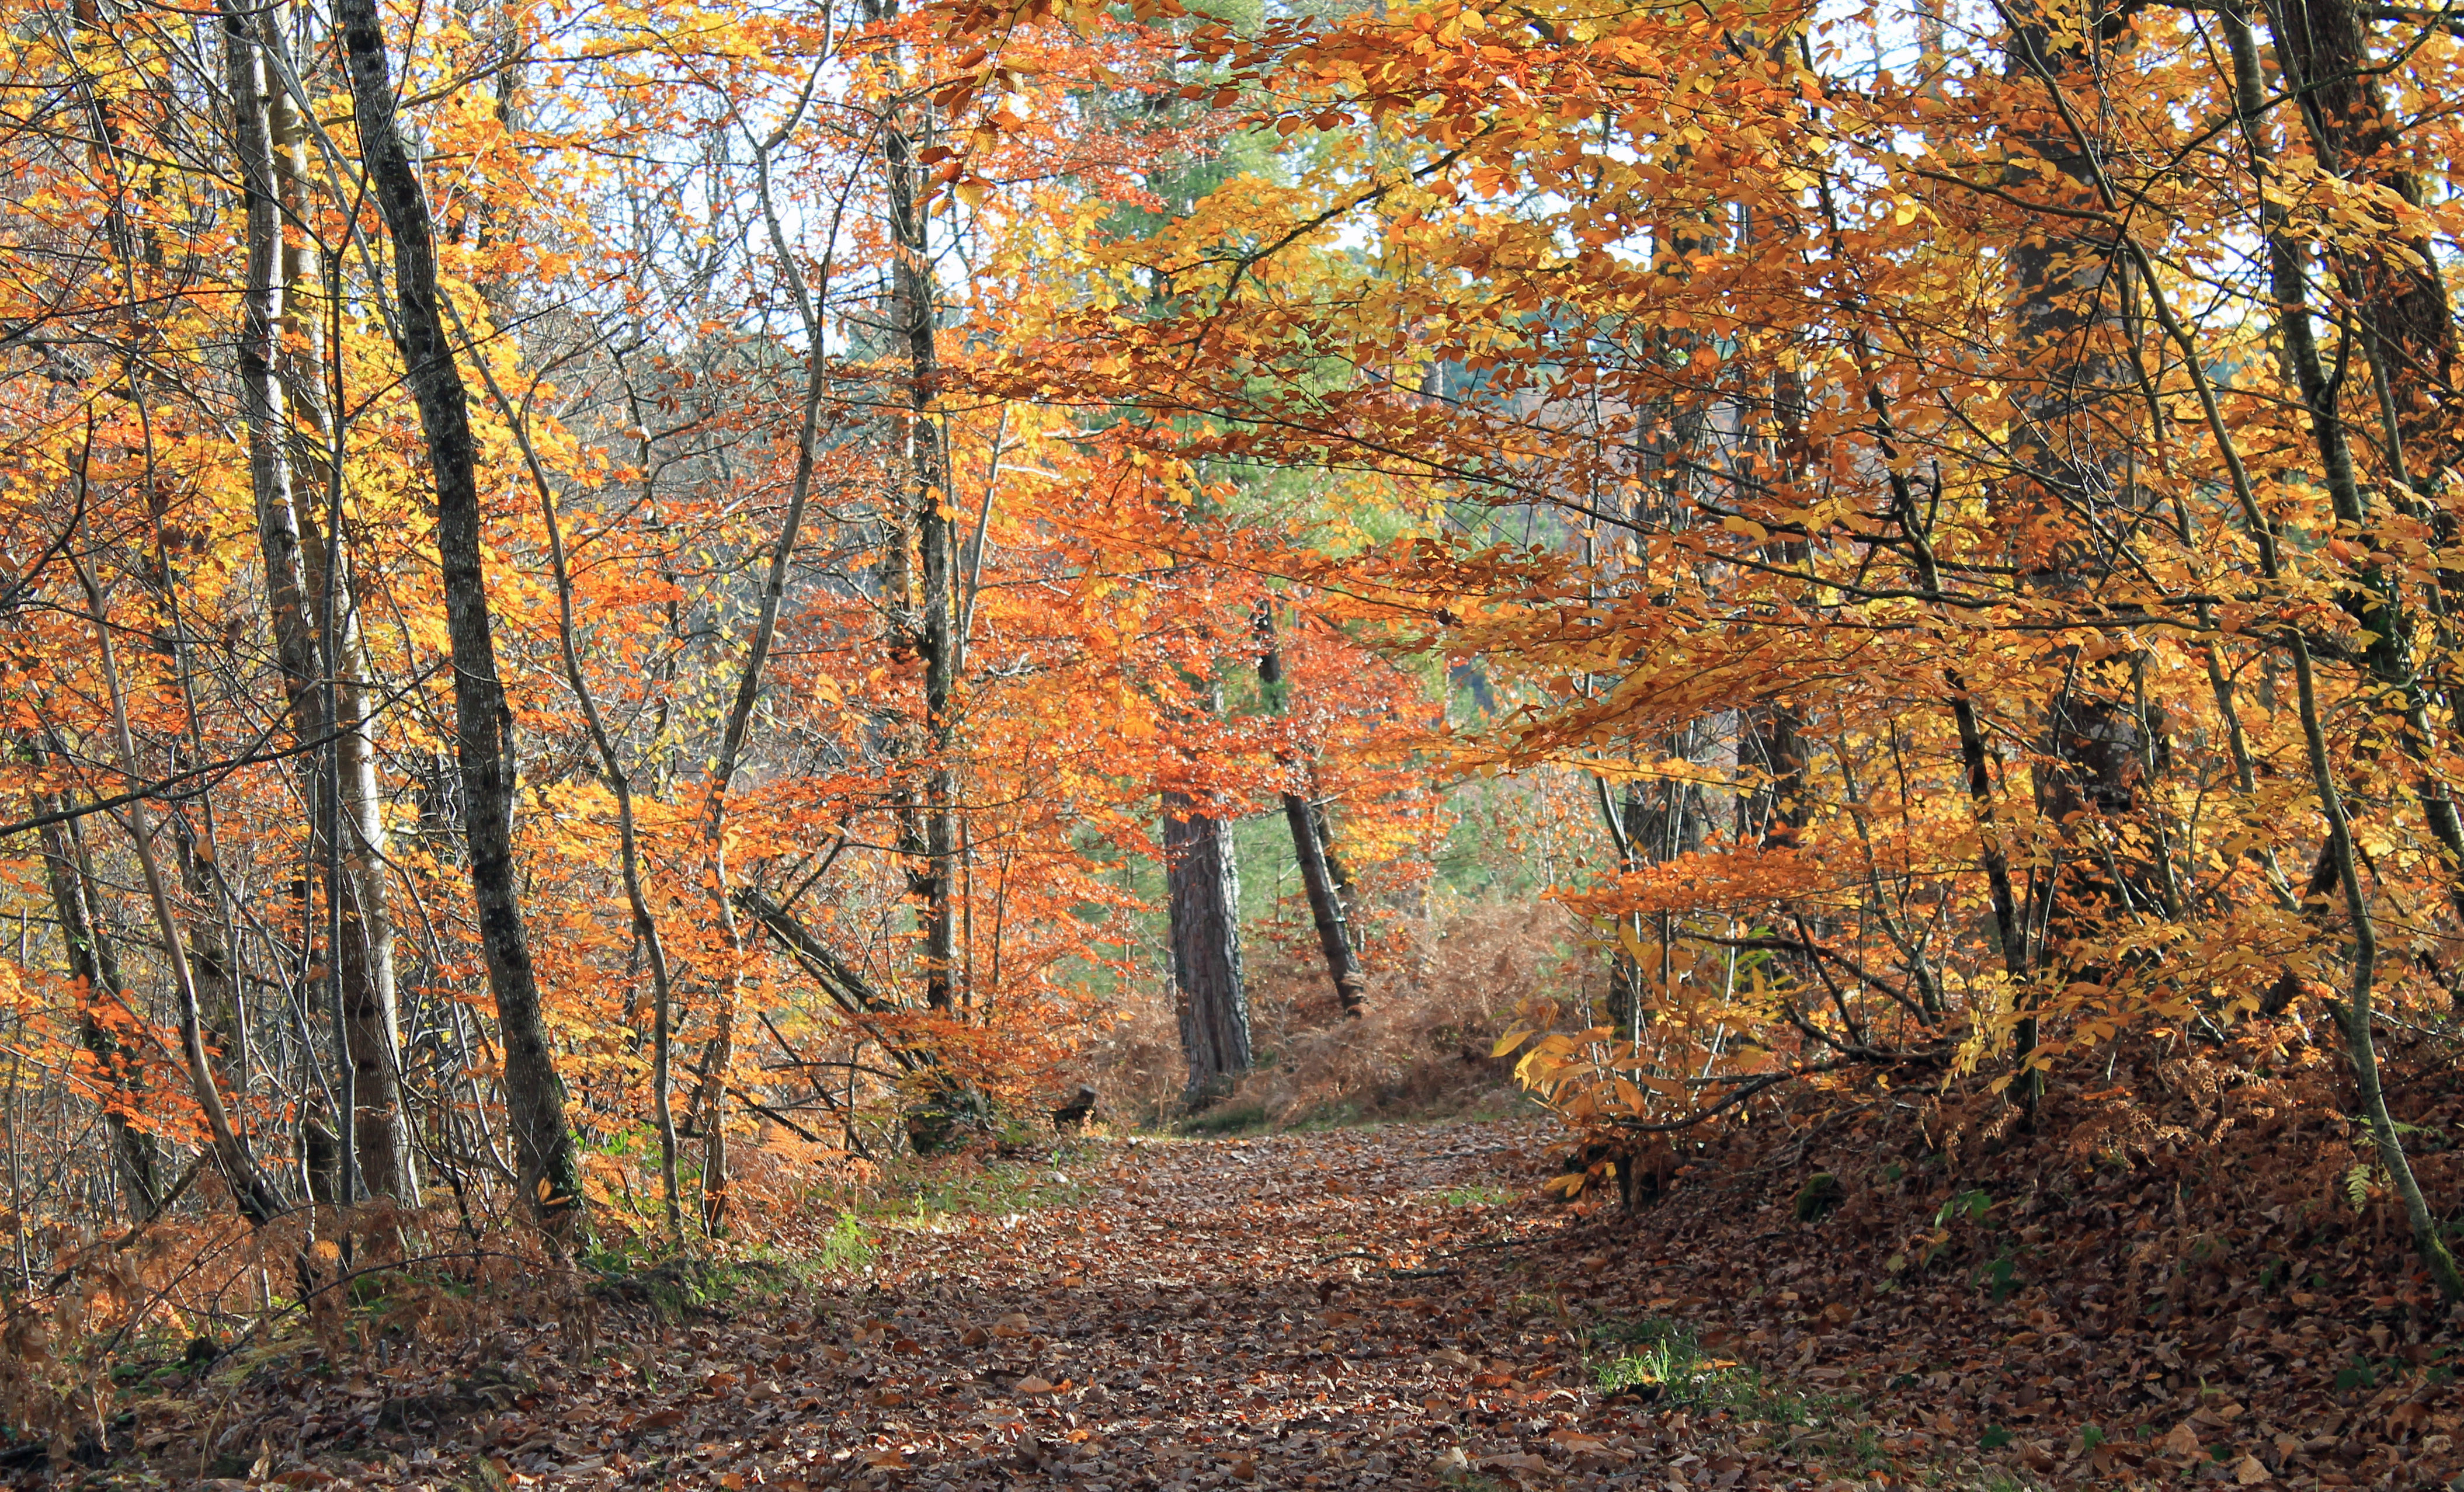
[894,122,958,1019]
[1997,0,2155,1100]
[226,4,409,1204]
[1256,616,1365,1015]
[2224,4,2462,1299]
[336,0,580,1237]
[273,34,410,1203]
[1166,790,1250,1103]
[2271,0,2456,461]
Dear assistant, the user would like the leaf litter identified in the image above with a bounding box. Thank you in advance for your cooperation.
[102,1119,1654,1490]
[89,1077,2464,1491]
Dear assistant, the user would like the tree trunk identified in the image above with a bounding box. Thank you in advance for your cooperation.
[169,815,246,1094]
[540,451,686,1241]
[682,82,851,1225]
[1166,788,1250,1104]
[1592,746,1710,1039]
[1255,613,1365,1014]
[1309,801,1359,946]
[2003,0,2143,842]
[2248,0,2464,992]
[1999,0,2151,1105]
[884,112,958,1017]
[446,270,689,1238]
[2286,630,2464,1302]
[2268,0,2456,464]
[1282,794,1365,1014]
[225,2,406,1206]
[1596,776,1649,1038]
[336,0,581,1239]
[322,567,409,1203]
[2224,5,2461,1298]
[29,772,157,1216]
[260,14,411,1204]
[78,571,287,1226]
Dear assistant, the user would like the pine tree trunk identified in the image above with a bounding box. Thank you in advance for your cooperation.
[1166,790,1250,1104]
[1256,616,1365,1014]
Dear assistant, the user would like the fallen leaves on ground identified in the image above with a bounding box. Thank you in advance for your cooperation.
[121,1121,1604,1490]
[107,1084,2464,1491]
[121,1118,1895,1490]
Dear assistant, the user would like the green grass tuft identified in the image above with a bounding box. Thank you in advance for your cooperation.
[1589,1317,1852,1425]
[866,1149,1099,1224]
[817,1211,875,1272]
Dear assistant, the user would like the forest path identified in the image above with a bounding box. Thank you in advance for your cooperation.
[182,1103,2458,1492]
[553,1116,1654,1491]
[187,1116,2045,1492]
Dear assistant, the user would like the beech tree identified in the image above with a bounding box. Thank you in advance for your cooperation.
[6,0,2461,1327]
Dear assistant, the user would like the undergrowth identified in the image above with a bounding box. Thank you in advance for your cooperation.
[1589,1317,1853,1427]
[1093,901,1575,1129]
[816,1212,876,1272]
[857,1143,1100,1225]
[585,1239,814,1317]
[1180,1103,1270,1136]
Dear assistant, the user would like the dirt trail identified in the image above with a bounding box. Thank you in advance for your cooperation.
[446,1102,2464,1492]
[172,1119,1929,1491]
[604,1117,1591,1491]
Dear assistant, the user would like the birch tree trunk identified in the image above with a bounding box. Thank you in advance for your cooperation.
[231,5,413,1203]
[267,16,411,1205]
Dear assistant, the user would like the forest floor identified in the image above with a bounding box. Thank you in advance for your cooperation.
[105,1092,2464,1492]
